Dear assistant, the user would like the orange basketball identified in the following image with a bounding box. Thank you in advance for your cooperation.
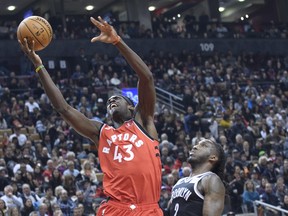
[17,16,53,51]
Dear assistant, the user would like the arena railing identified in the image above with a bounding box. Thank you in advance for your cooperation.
[253,200,288,216]
[155,87,185,114]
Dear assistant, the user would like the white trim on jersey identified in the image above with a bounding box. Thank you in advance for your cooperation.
[193,171,214,200]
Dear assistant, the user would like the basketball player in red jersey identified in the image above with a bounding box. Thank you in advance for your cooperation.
[19,16,163,216]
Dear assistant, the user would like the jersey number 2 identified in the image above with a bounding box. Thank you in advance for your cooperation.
[113,144,134,162]
[174,203,179,216]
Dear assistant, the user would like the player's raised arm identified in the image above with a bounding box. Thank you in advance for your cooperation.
[90,16,157,139]
[18,39,101,146]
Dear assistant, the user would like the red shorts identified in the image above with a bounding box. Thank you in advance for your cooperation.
[96,200,163,216]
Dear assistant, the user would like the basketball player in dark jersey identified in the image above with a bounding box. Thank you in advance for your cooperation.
[168,139,225,216]
[19,16,163,216]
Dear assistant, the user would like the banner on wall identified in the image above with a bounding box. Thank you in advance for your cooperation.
[122,88,138,105]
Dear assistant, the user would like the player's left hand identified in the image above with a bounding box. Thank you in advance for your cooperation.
[18,38,42,67]
[90,16,120,45]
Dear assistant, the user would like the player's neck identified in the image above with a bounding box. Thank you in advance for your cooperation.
[112,113,132,128]
[113,121,124,128]
[190,164,212,176]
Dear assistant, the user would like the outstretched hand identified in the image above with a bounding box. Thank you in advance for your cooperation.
[90,16,120,45]
[18,39,42,67]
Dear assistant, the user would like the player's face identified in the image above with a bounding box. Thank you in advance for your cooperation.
[106,95,130,117]
[188,139,214,164]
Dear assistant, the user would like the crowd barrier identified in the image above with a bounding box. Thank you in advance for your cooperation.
[253,200,288,216]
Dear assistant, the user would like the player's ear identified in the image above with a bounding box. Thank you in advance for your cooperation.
[209,154,218,162]
[128,105,135,112]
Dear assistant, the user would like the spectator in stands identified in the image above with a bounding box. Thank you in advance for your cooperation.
[39,150,52,170]
[80,160,98,185]
[260,182,281,215]
[53,209,64,216]
[25,96,40,114]
[20,198,35,216]
[229,114,249,142]
[54,186,64,200]
[0,185,22,210]
[0,167,9,192]
[9,97,23,118]
[35,115,47,139]
[159,186,170,211]
[74,180,96,215]
[72,207,82,216]
[57,189,75,216]
[8,127,27,147]
[254,155,268,177]
[181,166,192,177]
[262,158,278,184]
[65,152,80,170]
[256,176,269,196]
[39,186,57,216]
[242,179,260,212]
[22,172,40,191]
[159,140,174,155]
[37,203,48,216]
[228,171,245,213]
[160,146,174,170]
[184,106,202,138]
[0,113,7,129]
[62,175,76,197]
[281,194,288,211]
[10,207,20,215]
[250,170,260,188]
[20,184,41,210]
[71,65,84,80]
[219,114,232,129]
[63,161,79,178]
[49,169,62,192]
[0,198,9,216]
[273,176,287,205]
[216,23,228,38]
[279,158,288,186]
[162,173,176,192]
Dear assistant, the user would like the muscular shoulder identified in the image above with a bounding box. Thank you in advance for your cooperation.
[134,113,158,140]
[201,173,225,195]
[90,119,103,128]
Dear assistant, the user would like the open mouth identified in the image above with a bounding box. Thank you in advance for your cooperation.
[110,103,118,109]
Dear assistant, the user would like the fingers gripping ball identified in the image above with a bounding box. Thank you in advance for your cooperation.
[17,16,53,51]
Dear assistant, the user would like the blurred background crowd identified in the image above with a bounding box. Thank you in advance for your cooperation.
[1,14,288,41]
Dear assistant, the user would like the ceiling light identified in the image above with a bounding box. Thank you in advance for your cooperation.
[218,7,225,12]
[177,14,181,18]
[238,0,245,2]
[7,5,16,11]
[241,17,244,20]
[245,14,249,18]
[85,5,94,11]
[148,6,156,11]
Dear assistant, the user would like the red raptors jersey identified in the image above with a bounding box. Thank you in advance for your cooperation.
[98,119,162,204]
